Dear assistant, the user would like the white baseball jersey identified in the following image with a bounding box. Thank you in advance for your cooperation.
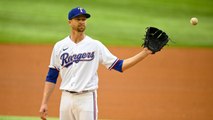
[49,35,118,92]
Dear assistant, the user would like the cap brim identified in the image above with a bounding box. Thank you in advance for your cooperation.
[70,13,91,19]
[84,13,91,18]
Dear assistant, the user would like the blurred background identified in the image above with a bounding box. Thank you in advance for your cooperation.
[0,0,213,47]
[0,0,213,120]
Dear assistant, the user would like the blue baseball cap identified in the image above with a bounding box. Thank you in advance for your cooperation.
[68,7,91,20]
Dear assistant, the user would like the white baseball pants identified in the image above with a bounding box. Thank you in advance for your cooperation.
[59,91,98,120]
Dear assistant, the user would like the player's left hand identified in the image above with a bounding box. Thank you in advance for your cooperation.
[143,47,153,54]
[142,27,170,54]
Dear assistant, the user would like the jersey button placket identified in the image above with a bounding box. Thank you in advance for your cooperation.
[70,45,77,88]
[72,45,78,78]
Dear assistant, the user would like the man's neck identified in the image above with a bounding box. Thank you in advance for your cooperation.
[70,31,85,43]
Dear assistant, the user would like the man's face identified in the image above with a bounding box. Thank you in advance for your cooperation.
[69,15,87,32]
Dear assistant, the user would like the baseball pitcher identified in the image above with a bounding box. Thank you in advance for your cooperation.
[39,7,169,120]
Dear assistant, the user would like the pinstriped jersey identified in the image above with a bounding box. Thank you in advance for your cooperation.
[49,36,118,92]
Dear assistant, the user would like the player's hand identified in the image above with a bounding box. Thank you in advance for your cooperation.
[142,27,170,54]
[143,47,152,54]
[39,104,48,120]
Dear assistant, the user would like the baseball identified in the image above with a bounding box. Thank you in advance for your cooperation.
[190,17,198,25]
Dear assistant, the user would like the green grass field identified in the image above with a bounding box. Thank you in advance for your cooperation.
[0,0,213,47]
[0,116,109,120]
[0,116,57,120]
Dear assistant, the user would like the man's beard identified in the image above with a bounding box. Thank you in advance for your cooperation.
[76,25,86,32]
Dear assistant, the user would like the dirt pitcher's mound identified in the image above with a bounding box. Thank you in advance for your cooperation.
[0,44,213,120]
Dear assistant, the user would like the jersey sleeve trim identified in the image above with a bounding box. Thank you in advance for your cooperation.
[108,58,119,70]
[112,60,123,72]
[48,65,60,71]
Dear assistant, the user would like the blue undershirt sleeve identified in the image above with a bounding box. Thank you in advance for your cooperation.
[46,68,59,84]
[112,60,123,72]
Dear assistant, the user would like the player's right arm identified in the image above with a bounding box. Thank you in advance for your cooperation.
[39,43,60,120]
[39,81,56,120]
[39,67,59,120]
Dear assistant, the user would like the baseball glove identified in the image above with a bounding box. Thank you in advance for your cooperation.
[143,27,169,54]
